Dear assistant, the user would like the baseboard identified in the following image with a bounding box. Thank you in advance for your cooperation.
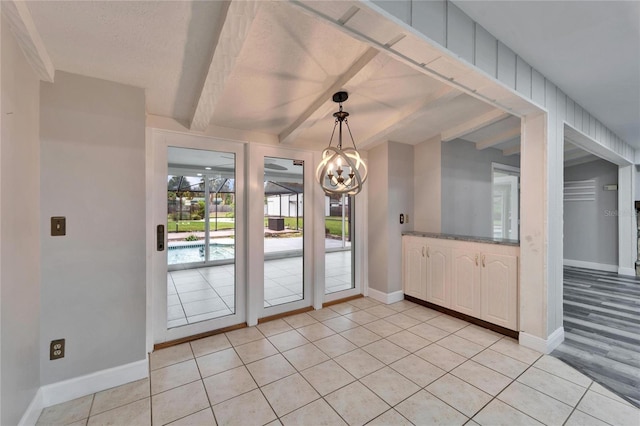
[519,327,564,354]
[40,358,148,408]
[18,388,43,426]
[563,259,617,273]
[367,288,404,305]
[618,266,636,277]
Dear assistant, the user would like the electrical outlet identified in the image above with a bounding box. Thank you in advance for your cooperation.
[405,214,409,224]
[50,339,65,360]
[399,214,404,224]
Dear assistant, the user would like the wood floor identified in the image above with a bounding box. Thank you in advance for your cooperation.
[552,266,640,407]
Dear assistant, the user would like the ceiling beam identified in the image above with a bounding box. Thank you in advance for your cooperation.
[278,47,383,145]
[441,109,510,142]
[1,1,55,82]
[564,148,594,162]
[475,127,520,150]
[358,86,461,148]
[190,0,260,132]
[564,143,582,154]
[502,145,521,156]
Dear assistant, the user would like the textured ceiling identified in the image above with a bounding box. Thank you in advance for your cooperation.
[454,0,640,147]
[28,0,227,122]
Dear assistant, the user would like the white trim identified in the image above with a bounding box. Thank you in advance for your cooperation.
[563,259,617,273]
[40,358,148,407]
[18,389,43,426]
[0,1,55,82]
[519,327,564,354]
[367,288,404,305]
[618,267,636,277]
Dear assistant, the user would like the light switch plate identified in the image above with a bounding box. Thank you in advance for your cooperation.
[51,217,66,236]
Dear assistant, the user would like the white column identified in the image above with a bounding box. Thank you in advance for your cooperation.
[519,112,564,353]
[618,165,637,276]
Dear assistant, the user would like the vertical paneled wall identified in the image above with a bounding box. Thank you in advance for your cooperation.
[371,0,634,162]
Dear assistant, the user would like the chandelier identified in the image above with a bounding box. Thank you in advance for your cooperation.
[315,91,368,196]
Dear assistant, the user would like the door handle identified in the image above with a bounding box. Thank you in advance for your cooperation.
[475,254,478,266]
[426,247,430,258]
[157,224,165,251]
[482,254,486,267]
[422,246,425,257]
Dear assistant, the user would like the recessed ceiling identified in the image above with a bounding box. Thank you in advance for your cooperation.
[454,0,640,147]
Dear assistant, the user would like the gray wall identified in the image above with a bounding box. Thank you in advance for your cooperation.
[40,72,146,384]
[1,18,42,425]
[387,142,414,293]
[368,143,389,294]
[413,136,441,232]
[441,139,520,238]
[367,141,414,295]
[564,159,618,266]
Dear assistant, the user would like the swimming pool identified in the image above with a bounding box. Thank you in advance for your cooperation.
[168,243,234,265]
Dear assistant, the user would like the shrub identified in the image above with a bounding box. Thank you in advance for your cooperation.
[185,234,199,241]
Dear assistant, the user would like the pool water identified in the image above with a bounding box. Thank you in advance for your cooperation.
[168,243,235,265]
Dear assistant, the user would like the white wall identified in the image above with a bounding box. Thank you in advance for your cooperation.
[564,159,618,267]
[39,72,146,385]
[1,17,42,425]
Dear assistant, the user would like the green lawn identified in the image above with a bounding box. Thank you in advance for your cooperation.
[167,216,349,237]
[325,217,350,238]
[167,220,234,233]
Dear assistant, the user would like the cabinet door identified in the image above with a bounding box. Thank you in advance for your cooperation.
[426,244,450,308]
[481,253,518,330]
[451,248,481,317]
[403,238,427,299]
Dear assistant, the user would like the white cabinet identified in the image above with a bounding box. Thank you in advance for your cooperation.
[426,244,451,307]
[481,253,518,330]
[403,237,427,299]
[402,235,519,331]
[403,238,451,304]
[451,248,481,317]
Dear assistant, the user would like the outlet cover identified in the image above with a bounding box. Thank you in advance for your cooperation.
[50,339,65,360]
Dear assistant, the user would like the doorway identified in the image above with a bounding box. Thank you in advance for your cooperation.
[152,133,246,344]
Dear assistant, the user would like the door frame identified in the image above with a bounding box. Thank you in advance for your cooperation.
[149,129,246,345]
[246,144,316,325]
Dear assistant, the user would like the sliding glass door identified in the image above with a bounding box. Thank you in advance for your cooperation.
[152,132,245,343]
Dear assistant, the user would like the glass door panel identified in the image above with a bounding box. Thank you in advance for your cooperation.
[166,147,236,328]
[325,194,354,294]
[263,157,304,307]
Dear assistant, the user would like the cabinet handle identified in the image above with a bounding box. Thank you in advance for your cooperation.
[426,247,430,258]
[422,247,425,257]
[482,254,486,267]
[475,254,478,266]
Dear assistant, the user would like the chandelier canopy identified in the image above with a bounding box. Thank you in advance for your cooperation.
[315,91,368,196]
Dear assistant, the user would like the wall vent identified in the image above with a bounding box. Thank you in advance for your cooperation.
[564,179,596,202]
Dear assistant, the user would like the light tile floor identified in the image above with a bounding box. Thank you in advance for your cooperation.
[168,251,352,327]
[37,298,640,426]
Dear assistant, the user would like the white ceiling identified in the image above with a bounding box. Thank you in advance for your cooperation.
[454,0,640,147]
[29,1,227,123]
[22,0,635,158]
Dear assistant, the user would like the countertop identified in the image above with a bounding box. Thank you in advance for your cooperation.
[402,231,520,247]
